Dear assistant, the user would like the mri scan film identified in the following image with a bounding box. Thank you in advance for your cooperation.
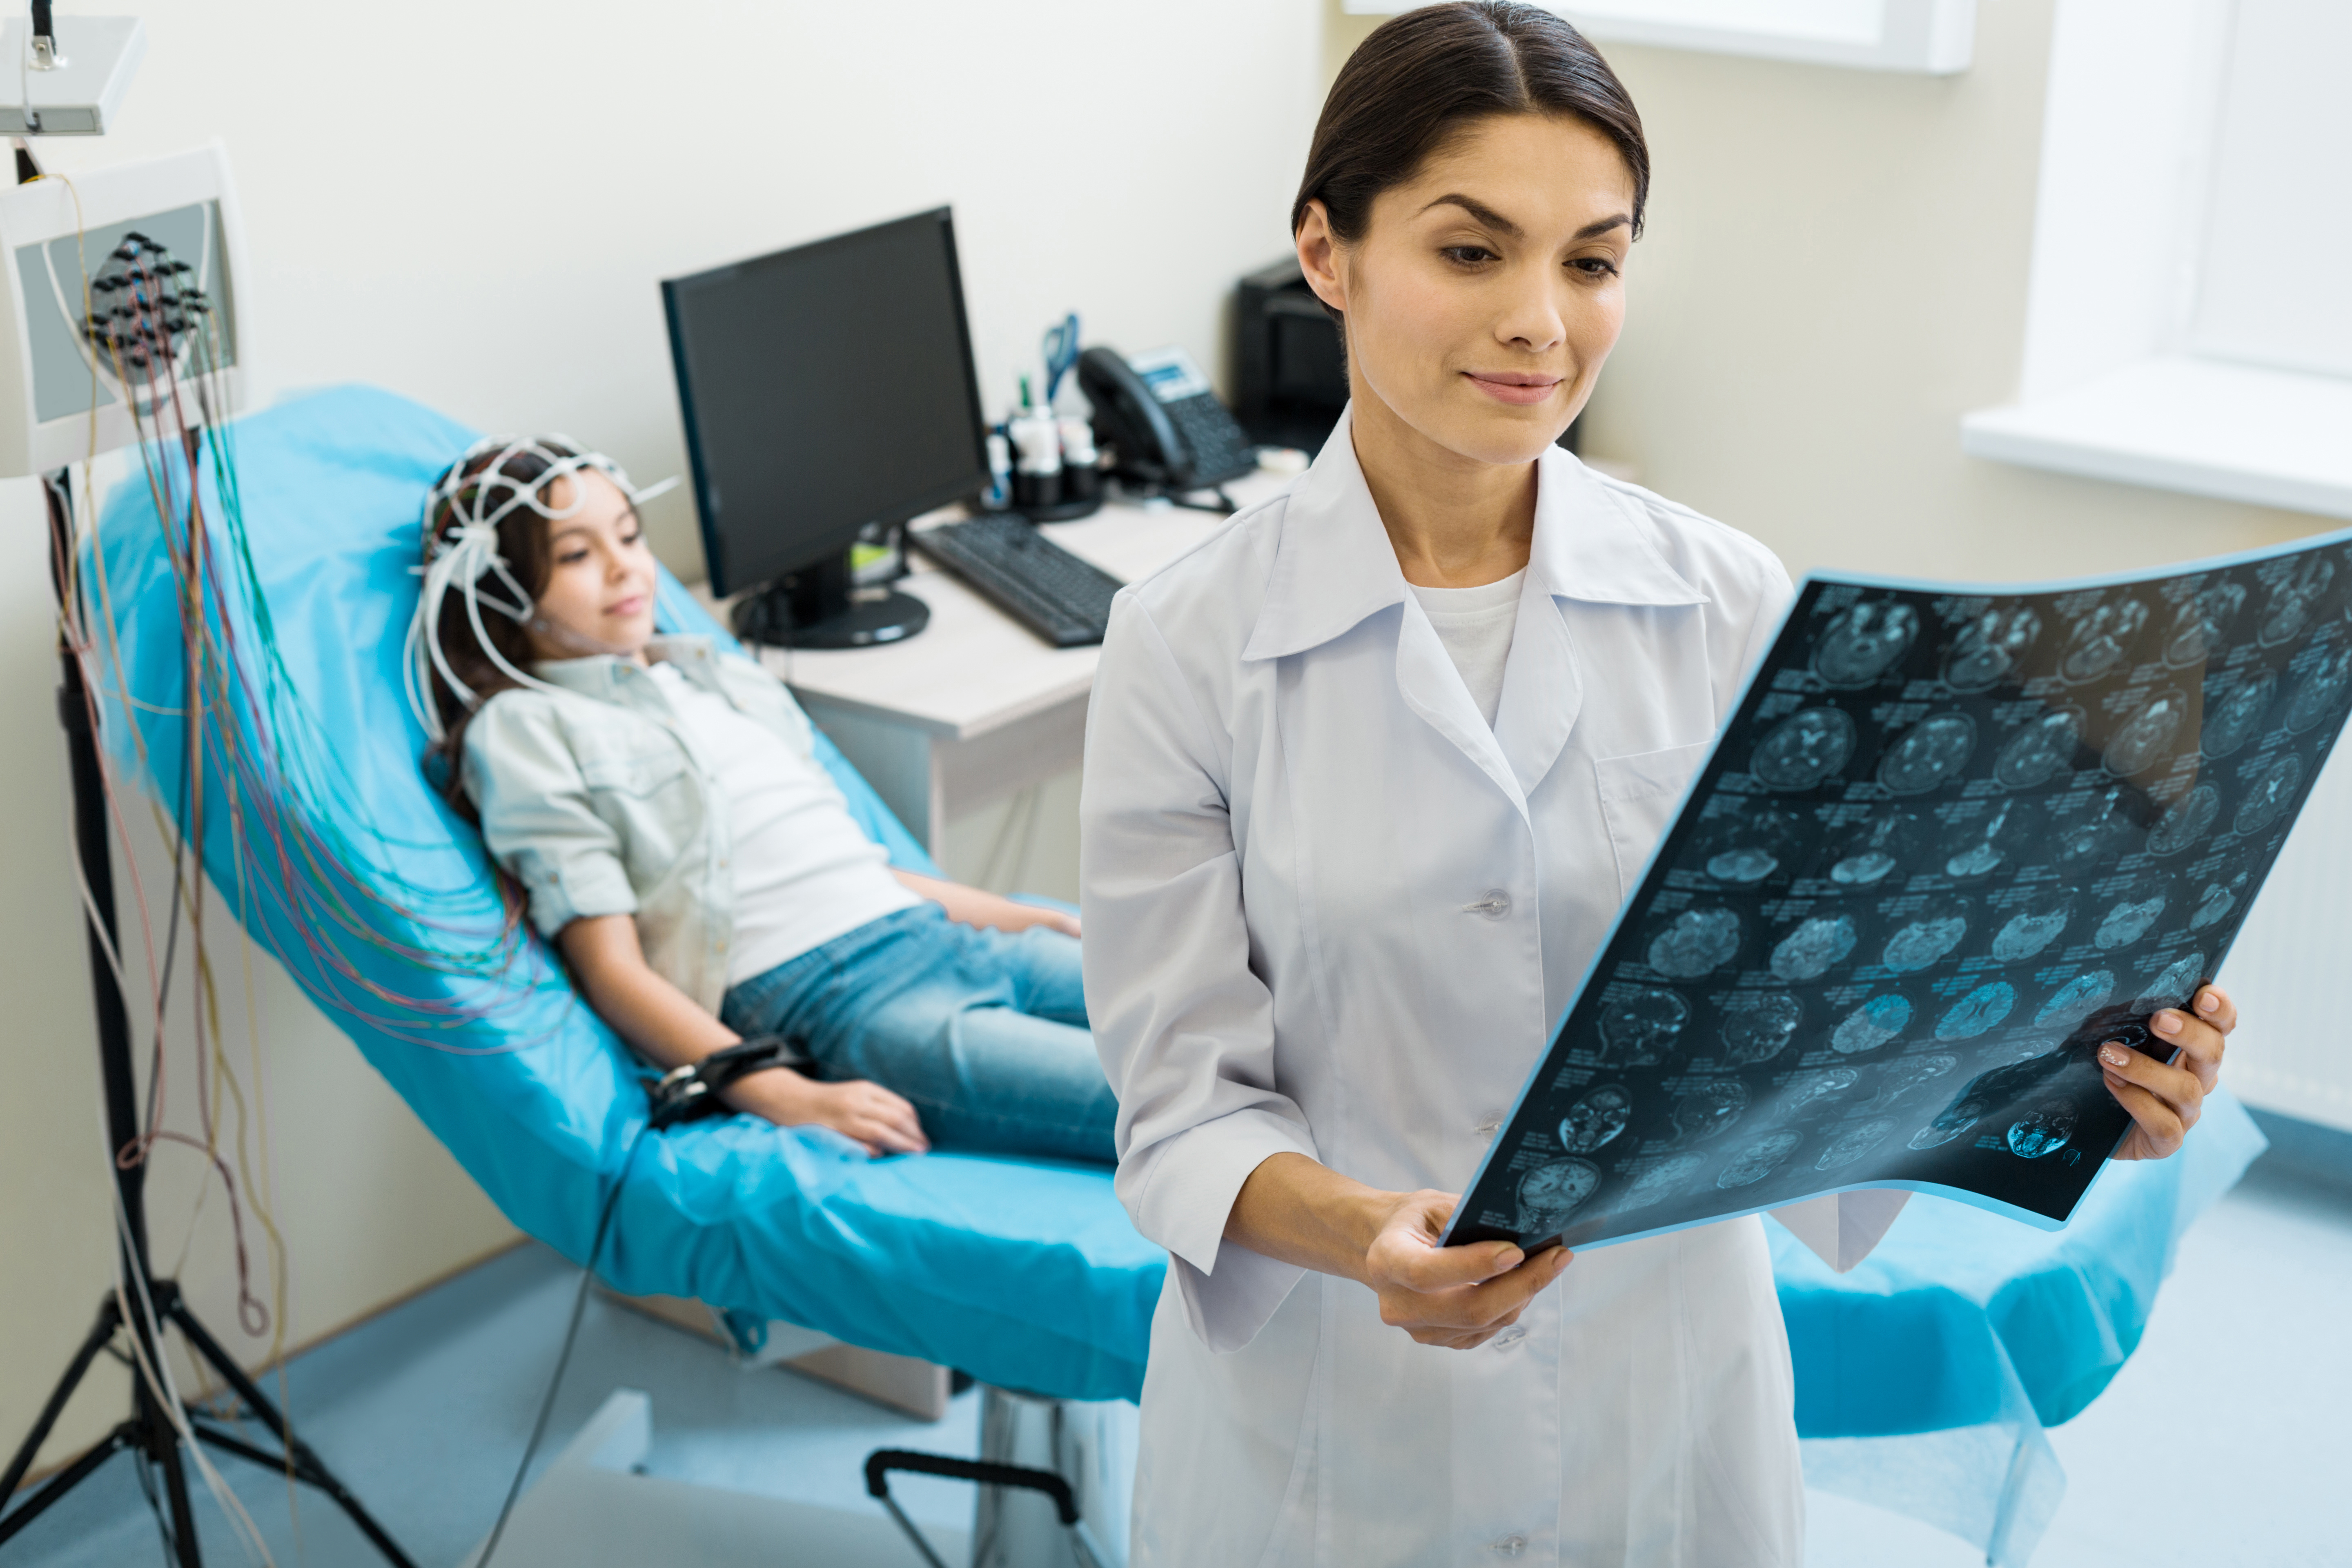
[1449,540,2352,1253]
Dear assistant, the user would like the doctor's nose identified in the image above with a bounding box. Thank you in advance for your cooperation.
[1494,276,1566,354]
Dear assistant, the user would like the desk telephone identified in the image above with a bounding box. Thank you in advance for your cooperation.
[1078,345,1260,495]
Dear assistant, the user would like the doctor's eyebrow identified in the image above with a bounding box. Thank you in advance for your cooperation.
[1416,195,1633,243]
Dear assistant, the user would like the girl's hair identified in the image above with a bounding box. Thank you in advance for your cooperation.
[1293,1,1649,284]
[418,443,566,812]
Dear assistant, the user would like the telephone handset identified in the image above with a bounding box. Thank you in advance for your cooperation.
[1078,345,1260,495]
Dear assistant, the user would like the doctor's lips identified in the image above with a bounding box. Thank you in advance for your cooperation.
[1463,370,1563,406]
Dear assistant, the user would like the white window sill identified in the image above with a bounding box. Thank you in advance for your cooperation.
[1961,355,2352,521]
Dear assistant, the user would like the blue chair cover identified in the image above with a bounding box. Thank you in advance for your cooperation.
[91,385,2263,1562]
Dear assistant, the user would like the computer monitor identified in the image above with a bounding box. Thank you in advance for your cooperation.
[662,207,989,648]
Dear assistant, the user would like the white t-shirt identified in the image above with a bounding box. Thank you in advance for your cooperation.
[1410,569,1525,728]
[648,661,920,986]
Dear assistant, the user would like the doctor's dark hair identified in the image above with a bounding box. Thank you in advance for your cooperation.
[1294,2,1649,264]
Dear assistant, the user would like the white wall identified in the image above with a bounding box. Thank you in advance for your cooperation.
[2,0,1322,1477]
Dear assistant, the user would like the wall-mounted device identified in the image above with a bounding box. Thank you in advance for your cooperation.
[1078,344,1257,496]
[0,7,145,136]
[663,208,993,649]
[1232,256,1348,457]
[0,143,245,477]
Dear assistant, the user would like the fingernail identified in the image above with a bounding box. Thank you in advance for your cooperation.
[2100,1043,2129,1067]
[1497,1247,1525,1272]
[2197,990,2221,1013]
[2154,1012,2181,1035]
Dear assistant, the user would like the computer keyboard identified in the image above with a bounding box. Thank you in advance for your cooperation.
[914,513,1125,648]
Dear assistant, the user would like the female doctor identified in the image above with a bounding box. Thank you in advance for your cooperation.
[1079,3,2236,1564]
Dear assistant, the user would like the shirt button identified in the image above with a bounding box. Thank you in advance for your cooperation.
[1490,1326,1527,1350]
[1462,889,1511,919]
[1490,1535,1527,1557]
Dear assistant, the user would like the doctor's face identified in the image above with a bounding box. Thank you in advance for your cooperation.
[1303,112,1635,468]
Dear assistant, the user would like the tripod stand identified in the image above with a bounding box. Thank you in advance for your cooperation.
[0,455,416,1567]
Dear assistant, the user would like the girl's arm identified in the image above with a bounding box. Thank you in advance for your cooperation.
[556,913,928,1155]
[891,869,1080,937]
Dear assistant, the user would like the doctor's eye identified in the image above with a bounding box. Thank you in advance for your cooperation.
[1440,245,1500,268]
[1567,256,1621,279]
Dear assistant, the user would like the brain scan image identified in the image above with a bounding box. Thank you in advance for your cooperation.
[1559,1086,1634,1155]
[2132,951,2206,1015]
[1599,987,1691,1066]
[1882,902,1970,972]
[1936,982,2018,1040]
[1813,600,1920,687]
[2060,598,2150,683]
[2006,1104,2078,1159]
[1699,803,1808,884]
[2144,783,2221,857]
[1751,707,1858,791]
[2053,786,2145,867]
[1618,1152,1708,1210]
[1866,1054,1960,1110]
[2164,582,2245,667]
[1909,1099,1985,1149]
[2258,557,2334,648]
[1720,991,1805,1064]
[2189,870,2250,931]
[1942,799,2035,879]
[1826,811,1924,888]
[1785,1067,1861,1113]
[1832,993,1913,1054]
[2234,754,2303,836]
[1878,712,1978,795]
[1770,915,1858,982]
[2103,688,2191,776]
[1992,888,2076,960]
[2201,670,2276,759]
[1673,1079,1750,1143]
[1515,1158,1603,1233]
[2093,891,2167,949]
[1944,605,2042,693]
[1993,707,2084,789]
[1648,907,1742,978]
[2034,970,2116,1030]
[1716,1131,1804,1189]
[2285,645,2352,734]
[1815,1118,1897,1171]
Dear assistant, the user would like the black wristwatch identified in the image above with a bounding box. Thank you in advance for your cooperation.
[646,1034,809,1129]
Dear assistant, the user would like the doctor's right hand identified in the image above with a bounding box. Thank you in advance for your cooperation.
[1365,1190,1574,1349]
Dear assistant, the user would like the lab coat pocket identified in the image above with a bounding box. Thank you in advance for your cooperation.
[1592,741,1712,902]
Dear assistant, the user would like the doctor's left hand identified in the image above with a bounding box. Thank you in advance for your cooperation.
[2103,983,2234,1161]
[1363,1190,1574,1350]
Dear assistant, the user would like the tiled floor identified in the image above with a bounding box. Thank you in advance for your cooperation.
[7,1146,2348,1567]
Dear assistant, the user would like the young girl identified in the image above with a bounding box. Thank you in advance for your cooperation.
[1079,4,2236,1562]
[411,436,1116,1162]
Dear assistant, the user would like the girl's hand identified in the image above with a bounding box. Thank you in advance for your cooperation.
[724,1067,930,1156]
[1360,1189,1573,1349]
[2103,983,2234,1161]
[891,869,1080,938]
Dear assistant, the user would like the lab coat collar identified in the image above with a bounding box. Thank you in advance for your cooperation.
[1240,405,1705,665]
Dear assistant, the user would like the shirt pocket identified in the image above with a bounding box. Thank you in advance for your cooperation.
[568,728,692,799]
[1592,740,1713,900]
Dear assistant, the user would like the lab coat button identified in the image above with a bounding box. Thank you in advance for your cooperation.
[1490,1535,1528,1557]
[1463,889,1511,919]
[1490,1325,1527,1350]
[1475,1115,1502,1136]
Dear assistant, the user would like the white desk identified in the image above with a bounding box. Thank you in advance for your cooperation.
[695,470,1292,851]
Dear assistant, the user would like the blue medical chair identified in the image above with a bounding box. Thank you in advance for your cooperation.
[94,386,2265,1566]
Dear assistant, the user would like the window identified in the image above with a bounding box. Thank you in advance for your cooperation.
[1338,0,1977,74]
[1962,0,2352,519]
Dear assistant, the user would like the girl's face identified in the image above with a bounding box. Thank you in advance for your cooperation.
[524,470,658,661]
[1298,113,1636,468]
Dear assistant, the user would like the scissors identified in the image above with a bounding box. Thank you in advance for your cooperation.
[1042,311,1080,403]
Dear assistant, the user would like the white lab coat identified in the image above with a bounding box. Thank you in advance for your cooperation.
[1080,411,1905,1567]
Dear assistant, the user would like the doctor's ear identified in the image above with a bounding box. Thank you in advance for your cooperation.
[1295,200,1350,319]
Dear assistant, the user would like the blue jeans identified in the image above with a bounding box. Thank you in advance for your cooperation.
[719,905,1116,1164]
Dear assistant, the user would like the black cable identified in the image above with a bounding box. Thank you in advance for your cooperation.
[472,1125,650,1568]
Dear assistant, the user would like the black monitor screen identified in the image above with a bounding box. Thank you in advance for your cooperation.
[662,209,989,597]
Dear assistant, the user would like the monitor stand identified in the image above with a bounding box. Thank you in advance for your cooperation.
[731,550,929,650]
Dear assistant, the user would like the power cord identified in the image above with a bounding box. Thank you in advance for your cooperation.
[472,1034,806,1568]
